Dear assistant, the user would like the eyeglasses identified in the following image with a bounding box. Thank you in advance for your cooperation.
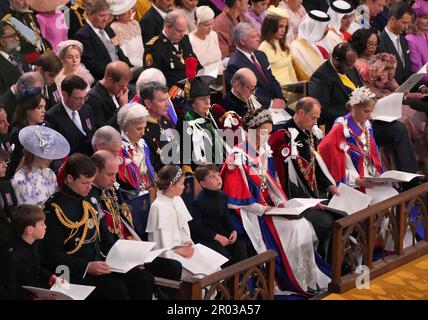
[0,33,18,39]
[71,95,89,102]
[367,41,378,48]
[241,83,256,92]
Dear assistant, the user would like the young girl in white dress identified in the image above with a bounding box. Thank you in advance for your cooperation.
[146,165,195,261]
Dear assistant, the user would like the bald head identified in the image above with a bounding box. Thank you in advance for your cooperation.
[16,72,44,96]
[231,68,257,100]
[91,150,119,190]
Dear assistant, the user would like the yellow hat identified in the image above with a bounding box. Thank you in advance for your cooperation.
[266,6,289,19]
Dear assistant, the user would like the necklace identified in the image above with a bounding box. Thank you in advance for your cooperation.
[296,130,318,193]
[354,123,377,176]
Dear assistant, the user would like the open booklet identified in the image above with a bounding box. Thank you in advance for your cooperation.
[364,170,424,183]
[105,240,184,273]
[171,243,229,276]
[265,198,327,218]
[395,62,427,93]
[322,183,372,216]
[372,92,404,122]
[196,61,222,79]
[22,282,95,300]
[269,108,292,125]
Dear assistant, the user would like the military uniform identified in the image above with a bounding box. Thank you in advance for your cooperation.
[89,185,183,288]
[144,115,180,172]
[143,33,199,89]
[68,2,87,40]
[2,10,50,64]
[89,185,136,242]
[42,184,154,300]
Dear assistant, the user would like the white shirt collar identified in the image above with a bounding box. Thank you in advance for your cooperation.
[87,20,103,33]
[62,101,78,119]
[385,27,400,43]
[0,50,11,61]
[152,4,168,19]
[236,47,254,62]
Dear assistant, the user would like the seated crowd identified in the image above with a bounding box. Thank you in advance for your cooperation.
[0,0,427,300]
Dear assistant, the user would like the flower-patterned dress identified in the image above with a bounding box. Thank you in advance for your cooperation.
[11,166,58,207]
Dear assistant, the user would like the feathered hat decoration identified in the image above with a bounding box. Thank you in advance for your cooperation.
[184,56,199,98]
[348,87,376,106]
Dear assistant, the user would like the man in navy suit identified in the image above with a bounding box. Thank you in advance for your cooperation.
[377,1,428,111]
[140,0,173,45]
[75,0,131,80]
[378,2,426,90]
[46,75,95,156]
[225,22,287,110]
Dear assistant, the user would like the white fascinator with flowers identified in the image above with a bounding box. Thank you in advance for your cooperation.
[348,87,376,106]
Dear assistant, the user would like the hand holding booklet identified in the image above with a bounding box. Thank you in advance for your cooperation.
[172,243,229,276]
[364,170,424,183]
[23,282,95,300]
[395,62,427,93]
[106,240,179,273]
[323,183,372,215]
[265,198,327,217]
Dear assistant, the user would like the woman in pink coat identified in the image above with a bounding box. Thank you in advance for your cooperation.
[405,0,428,86]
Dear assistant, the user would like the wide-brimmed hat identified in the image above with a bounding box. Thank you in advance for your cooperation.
[109,0,137,15]
[27,0,69,12]
[19,125,70,160]
[266,6,289,19]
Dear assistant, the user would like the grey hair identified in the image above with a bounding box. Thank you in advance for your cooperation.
[164,10,186,28]
[234,23,255,46]
[91,125,121,149]
[117,103,148,131]
[16,72,44,92]
[136,68,167,92]
[139,81,169,101]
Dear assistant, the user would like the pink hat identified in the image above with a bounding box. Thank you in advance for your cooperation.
[412,0,428,18]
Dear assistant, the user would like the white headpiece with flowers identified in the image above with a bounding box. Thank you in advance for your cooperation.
[348,87,376,106]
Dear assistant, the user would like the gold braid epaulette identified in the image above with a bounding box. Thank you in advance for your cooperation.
[71,3,87,28]
[52,200,100,255]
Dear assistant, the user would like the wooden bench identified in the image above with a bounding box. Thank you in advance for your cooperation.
[329,182,428,293]
[155,250,277,300]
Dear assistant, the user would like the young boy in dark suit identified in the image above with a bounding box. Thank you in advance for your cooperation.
[190,164,247,267]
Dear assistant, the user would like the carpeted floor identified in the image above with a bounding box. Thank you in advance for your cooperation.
[323,254,428,300]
